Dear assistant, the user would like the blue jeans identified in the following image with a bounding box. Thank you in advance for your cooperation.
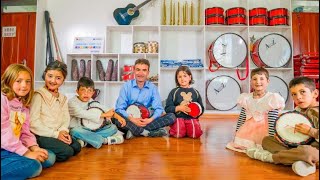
[1,148,56,180]
[70,124,118,149]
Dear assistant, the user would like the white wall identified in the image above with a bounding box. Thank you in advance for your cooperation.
[35,0,161,80]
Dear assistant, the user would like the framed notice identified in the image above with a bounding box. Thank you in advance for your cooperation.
[73,37,104,54]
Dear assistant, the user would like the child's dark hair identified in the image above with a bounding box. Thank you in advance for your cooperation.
[175,65,194,87]
[135,58,150,70]
[1,64,34,107]
[250,67,269,79]
[289,76,316,91]
[42,60,68,80]
[77,77,95,90]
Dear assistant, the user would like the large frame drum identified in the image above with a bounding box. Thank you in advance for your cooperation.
[267,75,289,103]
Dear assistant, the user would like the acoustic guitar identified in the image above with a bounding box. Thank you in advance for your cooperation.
[113,0,153,25]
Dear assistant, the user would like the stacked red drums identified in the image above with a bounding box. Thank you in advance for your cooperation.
[268,8,289,26]
[205,7,225,25]
[249,7,268,26]
[225,7,247,25]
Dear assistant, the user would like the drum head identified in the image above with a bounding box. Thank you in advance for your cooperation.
[126,105,141,118]
[258,33,291,67]
[188,102,202,117]
[206,75,241,111]
[276,112,313,146]
[267,76,289,103]
[212,33,248,68]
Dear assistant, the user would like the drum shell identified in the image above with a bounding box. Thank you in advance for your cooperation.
[226,15,247,25]
[123,65,134,72]
[122,72,134,81]
[225,7,246,17]
[269,16,289,26]
[249,16,268,26]
[249,7,268,17]
[206,15,225,25]
[205,7,224,17]
[268,8,289,19]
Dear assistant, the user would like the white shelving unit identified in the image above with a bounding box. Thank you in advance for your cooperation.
[34,0,294,113]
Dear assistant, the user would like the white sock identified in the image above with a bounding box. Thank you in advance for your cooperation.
[140,130,149,137]
[292,161,316,177]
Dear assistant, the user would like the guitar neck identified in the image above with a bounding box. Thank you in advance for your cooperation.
[134,0,152,11]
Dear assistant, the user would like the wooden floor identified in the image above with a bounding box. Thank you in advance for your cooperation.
[34,118,319,180]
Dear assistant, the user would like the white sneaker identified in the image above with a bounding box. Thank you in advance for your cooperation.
[292,161,316,177]
[107,134,124,145]
[246,147,273,163]
[77,139,87,148]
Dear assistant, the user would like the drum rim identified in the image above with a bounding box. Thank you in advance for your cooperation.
[269,75,290,103]
[250,33,292,68]
[212,33,248,68]
[275,111,315,147]
[206,75,242,111]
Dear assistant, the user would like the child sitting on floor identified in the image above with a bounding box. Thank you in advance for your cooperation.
[68,77,126,148]
[226,67,285,152]
[246,76,319,177]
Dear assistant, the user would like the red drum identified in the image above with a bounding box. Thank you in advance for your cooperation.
[249,7,268,17]
[225,7,246,17]
[208,33,247,69]
[249,16,268,26]
[122,72,134,81]
[226,15,247,25]
[206,75,241,111]
[188,102,202,118]
[251,33,292,68]
[123,65,134,72]
[275,111,314,147]
[205,7,224,17]
[267,76,289,103]
[268,8,289,18]
[126,104,151,119]
[269,16,289,26]
[206,16,224,25]
[81,101,110,131]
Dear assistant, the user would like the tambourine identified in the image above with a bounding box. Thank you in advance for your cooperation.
[205,7,224,17]
[249,7,268,17]
[206,75,241,111]
[269,16,289,26]
[188,102,202,118]
[225,7,246,17]
[268,8,289,18]
[249,16,268,26]
[126,104,153,119]
[205,15,225,25]
[81,101,110,131]
[251,33,292,68]
[275,111,314,147]
[267,76,289,103]
[226,15,247,25]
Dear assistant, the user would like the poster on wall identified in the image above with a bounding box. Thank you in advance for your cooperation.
[73,37,104,54]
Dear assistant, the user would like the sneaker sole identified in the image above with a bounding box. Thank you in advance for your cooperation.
[292,161,316,177]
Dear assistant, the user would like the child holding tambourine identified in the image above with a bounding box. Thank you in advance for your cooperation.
[246,76,319,177]
[226,67,285,152]
[165,66,204,138]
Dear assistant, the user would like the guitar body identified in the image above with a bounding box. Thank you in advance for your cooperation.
[113,3,140,25]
